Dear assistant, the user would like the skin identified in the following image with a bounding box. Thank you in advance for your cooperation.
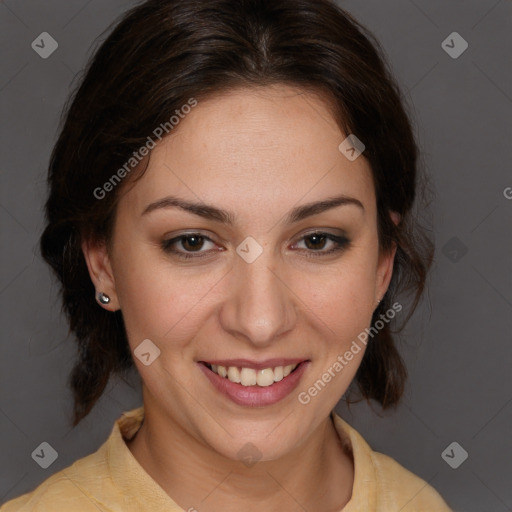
[82,84,398,512]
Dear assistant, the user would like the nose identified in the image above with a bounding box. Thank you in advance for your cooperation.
[219,249,297,348]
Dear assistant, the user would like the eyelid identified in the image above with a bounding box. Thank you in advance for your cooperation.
[161,228,350,260]
[162,227,346,247]
[294,227,348,239]
[290,231,350,256]
[161,232,217,253]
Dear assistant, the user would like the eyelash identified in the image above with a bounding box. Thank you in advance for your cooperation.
[161,231,350,261]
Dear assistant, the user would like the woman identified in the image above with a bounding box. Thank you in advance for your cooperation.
[1,0,453,510]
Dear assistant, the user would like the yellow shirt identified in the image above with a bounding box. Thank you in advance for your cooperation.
[1,406,453,511]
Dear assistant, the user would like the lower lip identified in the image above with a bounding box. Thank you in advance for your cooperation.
[198,362,309,407]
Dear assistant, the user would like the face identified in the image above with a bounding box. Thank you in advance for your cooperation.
[83,85,396,462]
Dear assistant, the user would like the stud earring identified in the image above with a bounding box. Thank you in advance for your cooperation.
[96,291,111,305]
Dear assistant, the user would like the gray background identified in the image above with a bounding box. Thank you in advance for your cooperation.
[1,0,511,510]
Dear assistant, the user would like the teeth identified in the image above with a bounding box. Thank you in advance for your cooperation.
[256,368,274,387]
[240,367,257,386]
[227,366,241,383]
[209,363,299,386]
[283,364,294,377]
[274,366,284,382]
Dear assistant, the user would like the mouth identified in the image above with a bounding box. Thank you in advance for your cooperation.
[197,359,310,407]
[202,361,301,387]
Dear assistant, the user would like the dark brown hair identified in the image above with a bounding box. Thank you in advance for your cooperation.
[40,0,434,426]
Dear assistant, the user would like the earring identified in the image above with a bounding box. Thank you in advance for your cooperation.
[96,291,111,305]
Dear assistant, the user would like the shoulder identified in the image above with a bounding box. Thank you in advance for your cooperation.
[370,450,453,511]
[332,413,454,511]
[1,408,146,512]
[0,472,106,512]
[1,438,114,511]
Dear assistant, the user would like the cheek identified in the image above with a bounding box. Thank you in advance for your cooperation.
[112,238,224,353]
[297,253,378,335]
[110,237,183,342]
[112,221,379,350]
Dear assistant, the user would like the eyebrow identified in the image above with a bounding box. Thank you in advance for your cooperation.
[141,194,364,225]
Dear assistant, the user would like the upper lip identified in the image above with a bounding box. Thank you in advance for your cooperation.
[199,358,308,370]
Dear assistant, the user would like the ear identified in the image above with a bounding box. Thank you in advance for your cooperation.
[375,211,400,305]
[81,236,120,311]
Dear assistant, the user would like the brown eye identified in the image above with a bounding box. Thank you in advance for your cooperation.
[293,232,350,258]
[303,233,329,250]
[179,235,206,252]
[161,233,217,260]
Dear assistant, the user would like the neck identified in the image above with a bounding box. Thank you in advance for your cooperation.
[126,410,353,512]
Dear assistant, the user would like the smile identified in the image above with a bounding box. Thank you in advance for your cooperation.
[205,363,299,387]
[198,359,310,407]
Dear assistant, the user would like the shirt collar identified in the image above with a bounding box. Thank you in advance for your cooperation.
[107,406,183,511]
[107,406,375,511]
[330,410,378,511]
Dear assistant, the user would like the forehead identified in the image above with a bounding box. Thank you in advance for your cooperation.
[119,85,375,220]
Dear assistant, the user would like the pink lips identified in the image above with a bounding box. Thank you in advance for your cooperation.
[197,360,310,407]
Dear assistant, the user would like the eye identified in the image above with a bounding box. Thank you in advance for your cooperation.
[161,233,218,260]
[161,230,350,261]
[291,231,350,258]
